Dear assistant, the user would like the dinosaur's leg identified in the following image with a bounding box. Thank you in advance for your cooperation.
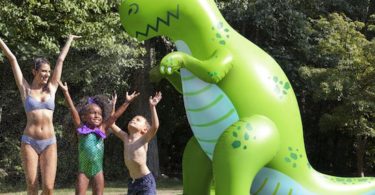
[213,115,280,195]
[182,137,213,195]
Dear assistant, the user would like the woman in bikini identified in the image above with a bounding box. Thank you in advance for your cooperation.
[0,35,80,195]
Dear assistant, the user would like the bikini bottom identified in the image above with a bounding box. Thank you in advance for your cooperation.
[21,135,56,154]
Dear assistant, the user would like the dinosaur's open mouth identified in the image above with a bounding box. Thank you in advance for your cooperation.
[135,4,180,39]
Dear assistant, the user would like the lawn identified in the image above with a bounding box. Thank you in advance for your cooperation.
[0,178,183,195]
[0,188,183,195]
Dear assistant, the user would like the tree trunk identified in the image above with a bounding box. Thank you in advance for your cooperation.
[131,40,160,178]
[364,0,375,39]
[356,136,367,177]
[363,0,371,22]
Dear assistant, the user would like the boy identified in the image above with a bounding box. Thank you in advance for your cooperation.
[111,91,162,195]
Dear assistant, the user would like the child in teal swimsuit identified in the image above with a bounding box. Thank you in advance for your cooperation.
[58,81,139,194]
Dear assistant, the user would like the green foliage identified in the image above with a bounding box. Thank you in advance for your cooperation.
[217,0,312,90]
[0,0,145,185]
[0,0,146,95]
[0,0,374,188]
[299,13,375,139]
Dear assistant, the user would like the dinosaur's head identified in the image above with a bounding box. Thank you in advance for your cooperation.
[119,0,181,41]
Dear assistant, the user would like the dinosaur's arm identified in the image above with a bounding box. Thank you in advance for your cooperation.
[150,64,183,93]
[160,48,233,83]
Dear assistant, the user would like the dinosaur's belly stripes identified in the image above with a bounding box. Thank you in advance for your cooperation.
[181,68,239,159]
[251,168,315,195]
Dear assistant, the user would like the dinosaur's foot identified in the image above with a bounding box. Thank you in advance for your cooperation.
[182,137,213,195]
[213,115,280,195]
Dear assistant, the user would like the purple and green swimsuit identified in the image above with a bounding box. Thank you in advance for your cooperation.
[77,125,106,177]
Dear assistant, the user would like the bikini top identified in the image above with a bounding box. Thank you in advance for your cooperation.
[77,125,107,139]
[24,92,55,113]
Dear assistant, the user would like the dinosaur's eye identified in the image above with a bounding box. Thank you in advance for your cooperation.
[128,3,139,15]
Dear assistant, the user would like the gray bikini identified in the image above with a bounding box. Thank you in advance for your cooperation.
[21,135,56,154]
[24,93,55,112]
[21,93,56,154]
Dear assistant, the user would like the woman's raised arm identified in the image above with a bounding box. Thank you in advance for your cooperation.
[0,38,29,100]
[50,35,81,87]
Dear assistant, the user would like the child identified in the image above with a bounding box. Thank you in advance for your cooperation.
[111,91,162,195]
[58,81,140,195]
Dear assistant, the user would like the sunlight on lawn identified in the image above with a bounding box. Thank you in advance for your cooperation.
[0,179,184,195]
[0,187,184,195]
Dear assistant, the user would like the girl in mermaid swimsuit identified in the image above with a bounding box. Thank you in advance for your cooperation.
[58,81,140,195]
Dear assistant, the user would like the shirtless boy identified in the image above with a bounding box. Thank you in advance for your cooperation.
[111,91,162,195]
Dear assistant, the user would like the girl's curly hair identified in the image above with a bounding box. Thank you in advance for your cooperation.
[76,95,113,122]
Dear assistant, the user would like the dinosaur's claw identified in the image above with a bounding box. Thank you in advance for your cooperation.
[160,65,166,74]
[167,67,172,74]
[160,52,184,75]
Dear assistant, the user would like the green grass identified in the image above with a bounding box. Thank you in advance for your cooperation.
[0,178,183,195]
[0,188,128,195]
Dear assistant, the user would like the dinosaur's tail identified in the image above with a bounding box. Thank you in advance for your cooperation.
[251,167,375,195]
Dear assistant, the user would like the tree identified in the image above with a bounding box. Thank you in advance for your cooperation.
[130,39,160,178]
[0,0,145,185]
[299,13,375,176]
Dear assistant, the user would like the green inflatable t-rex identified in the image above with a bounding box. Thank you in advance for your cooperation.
[119,0,375,194]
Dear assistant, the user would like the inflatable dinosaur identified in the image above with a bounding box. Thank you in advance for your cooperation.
[119,0,375,194]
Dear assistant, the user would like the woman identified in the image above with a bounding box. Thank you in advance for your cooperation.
[0,35,80,194]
